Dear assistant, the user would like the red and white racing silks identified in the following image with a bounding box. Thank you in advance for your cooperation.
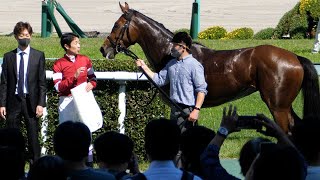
[53,54,97,96]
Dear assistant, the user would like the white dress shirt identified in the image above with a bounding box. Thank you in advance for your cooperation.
[16,46,30,94]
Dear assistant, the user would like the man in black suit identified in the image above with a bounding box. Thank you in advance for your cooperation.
[0,22,46,162]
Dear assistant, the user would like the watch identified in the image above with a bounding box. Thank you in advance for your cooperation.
[194,107,201,111]
[218,127,229,138]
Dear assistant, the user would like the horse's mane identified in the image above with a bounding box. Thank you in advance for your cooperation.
[129,9,210,52]
[129,9,211,50]
[131,9,174,36]
[193,41,206,47]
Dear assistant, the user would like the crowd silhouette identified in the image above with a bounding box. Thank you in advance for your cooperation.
[1,104,318,179]
[0,20,318,180]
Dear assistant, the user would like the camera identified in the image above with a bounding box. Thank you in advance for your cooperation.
[237,115,262,129]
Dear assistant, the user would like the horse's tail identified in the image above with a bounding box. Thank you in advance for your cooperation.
[297,55,320,121]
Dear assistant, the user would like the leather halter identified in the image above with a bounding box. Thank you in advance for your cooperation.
[107,10,134,53]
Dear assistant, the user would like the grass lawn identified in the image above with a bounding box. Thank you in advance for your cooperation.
[0,36,318,159]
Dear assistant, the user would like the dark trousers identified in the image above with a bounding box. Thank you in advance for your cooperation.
[170,104,198,168]
[170,104,198,134]
[6,95,40,162]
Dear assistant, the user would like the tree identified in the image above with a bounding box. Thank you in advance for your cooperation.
[300,0,320,19]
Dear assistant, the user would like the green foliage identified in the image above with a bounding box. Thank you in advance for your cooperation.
[299,0,320,18]
[224,27,254,40]
[124,86,170,161]
[1,37,319,160]
[274,3,308,39]
[253,28,275,40]
[1,59,170,161]
[291,13,308,39]
[198,26,227,40]
[173,28,190,35]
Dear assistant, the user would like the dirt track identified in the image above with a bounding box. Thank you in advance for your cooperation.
[0,0,298,34]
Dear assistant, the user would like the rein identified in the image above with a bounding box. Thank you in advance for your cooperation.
[117,46,158,108]
[119,47,189,118]
[108,9,189,118]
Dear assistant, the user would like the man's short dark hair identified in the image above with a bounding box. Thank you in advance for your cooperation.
[53,121,91,161]
[180,126,215,177]
[172,32,192,50]
[94,131,134,165]
[60,33,79,51]
[251,145,306,180]
[292,118,320,164]
[0,128,25,152]
[239,137,271,175]
[145,118,180,161]
[27,155,66,180]
[13,21,33,36]
[0,128,26,179]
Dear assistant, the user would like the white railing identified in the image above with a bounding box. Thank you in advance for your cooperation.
[1,62,320,154]
[40,71,148,154]
[45,70,148,133]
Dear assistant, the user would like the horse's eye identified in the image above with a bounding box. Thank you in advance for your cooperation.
[113,23,119,30]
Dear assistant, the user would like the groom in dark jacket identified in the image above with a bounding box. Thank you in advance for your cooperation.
[0,21,47,162]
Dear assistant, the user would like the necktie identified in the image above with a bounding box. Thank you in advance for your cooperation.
[18,52,25,97]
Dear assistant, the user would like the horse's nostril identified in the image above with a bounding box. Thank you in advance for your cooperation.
[100,47,106,57]
[100,47,104,54]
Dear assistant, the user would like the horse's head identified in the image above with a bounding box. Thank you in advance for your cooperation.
[100,2,138,59]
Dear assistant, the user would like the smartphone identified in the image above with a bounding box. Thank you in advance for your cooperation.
[237,115,262,129]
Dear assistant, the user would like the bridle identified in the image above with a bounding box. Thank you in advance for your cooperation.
[106,9,190,119]
[107,10,134,54]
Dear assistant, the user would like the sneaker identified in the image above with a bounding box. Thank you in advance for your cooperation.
[311,50,319,54]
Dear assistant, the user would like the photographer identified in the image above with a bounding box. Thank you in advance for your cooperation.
[292,118,320,179]
[200,105,307,180]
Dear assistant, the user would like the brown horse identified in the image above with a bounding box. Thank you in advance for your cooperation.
[100,2,320,133]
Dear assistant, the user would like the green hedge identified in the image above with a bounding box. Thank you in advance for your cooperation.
[274,3,308,39]
[198,26,227,40]
[254,28,275,40]
[224,27,254,40]
[300,0,320,19]
[2,59,170,162]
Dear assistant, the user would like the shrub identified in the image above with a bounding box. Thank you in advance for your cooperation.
[2,59,170,162]
[299,0,320,19]
[254,28,275,39]
[198,26,227,40]
[274,3,308,39]
[291,14,308,39]
[224,27,254,40]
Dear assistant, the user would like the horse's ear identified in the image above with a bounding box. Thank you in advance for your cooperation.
[119,2,129,14]
[125,2,129,10]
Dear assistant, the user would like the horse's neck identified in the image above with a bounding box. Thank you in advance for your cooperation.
[134,15,173,72]
[138,38,171,71]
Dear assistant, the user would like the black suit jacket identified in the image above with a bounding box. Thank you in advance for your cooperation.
[0,48,46,112]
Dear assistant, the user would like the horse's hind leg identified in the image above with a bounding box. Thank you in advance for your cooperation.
[259,85,301,134]
[269,109,294,134]
[258,73,302,134]
[259,86,300,134]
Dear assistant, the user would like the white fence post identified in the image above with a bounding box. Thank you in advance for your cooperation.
[44,70,148,134]
[41,106,48,155]
[118,81,126,134]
